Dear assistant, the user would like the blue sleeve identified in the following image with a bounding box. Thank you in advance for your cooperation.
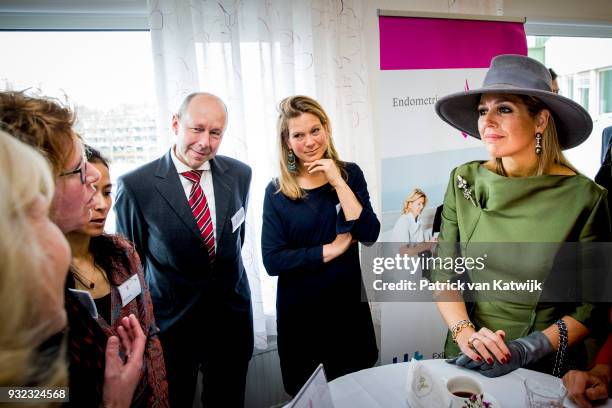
[336,164,380,245]
[240,166,252,248]
[261,184,323,277]
[115,177,148,270]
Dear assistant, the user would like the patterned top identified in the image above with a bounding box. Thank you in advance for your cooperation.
[65,234,169,407]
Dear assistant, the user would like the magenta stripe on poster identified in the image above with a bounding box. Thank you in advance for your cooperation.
[379,16,527,70]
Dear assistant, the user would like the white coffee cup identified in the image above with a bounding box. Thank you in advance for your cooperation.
[446,376,483,408]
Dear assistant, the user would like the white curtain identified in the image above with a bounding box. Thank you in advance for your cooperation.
[146,0,377,350]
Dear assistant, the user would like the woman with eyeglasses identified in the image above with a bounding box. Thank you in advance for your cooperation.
[0,91,146,407]
[64,146,169,407]
[0,90,147,408]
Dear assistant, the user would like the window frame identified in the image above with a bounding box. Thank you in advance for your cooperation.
[525,19,612,38]
[0,1,148,31]
[599,67,612,114]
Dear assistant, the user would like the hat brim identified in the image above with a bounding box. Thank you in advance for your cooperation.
[435,86,593,150]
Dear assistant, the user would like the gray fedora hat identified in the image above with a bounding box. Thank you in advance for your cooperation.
[434,54,592,150]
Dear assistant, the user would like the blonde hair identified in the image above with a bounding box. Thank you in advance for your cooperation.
[0,130,67,391]
[276,95,345,200]
[402,188,428,214]
[495,95,576,176]
[0,90,77,177]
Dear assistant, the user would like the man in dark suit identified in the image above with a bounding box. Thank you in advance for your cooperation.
[115,93,253,407]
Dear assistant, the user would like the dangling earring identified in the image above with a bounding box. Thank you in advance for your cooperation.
[287,149,297,172]
[535,132,543,155]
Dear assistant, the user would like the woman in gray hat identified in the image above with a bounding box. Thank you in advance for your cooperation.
[432,54,610,378]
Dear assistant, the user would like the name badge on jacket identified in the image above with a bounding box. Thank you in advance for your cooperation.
[118,274,142,307]
[231,206,246,233]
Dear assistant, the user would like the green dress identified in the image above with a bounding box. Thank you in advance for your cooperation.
[435,161,610,363]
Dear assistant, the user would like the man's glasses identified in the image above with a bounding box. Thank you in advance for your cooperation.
[59,156,88,184]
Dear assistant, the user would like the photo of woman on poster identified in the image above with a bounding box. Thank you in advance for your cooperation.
[391,188,433,243]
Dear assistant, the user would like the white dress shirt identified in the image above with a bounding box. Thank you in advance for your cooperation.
[171,146,217,249]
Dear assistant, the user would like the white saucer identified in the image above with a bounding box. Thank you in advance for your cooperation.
[406,391,501,407]
[482,392,501,408]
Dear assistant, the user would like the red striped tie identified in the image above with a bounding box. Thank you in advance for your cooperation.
[182,170,215,263]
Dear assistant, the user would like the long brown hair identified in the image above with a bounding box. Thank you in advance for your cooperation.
[494,95,576,176]
[276,95,345,200]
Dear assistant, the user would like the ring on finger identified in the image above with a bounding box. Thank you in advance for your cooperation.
[467,337,476,348]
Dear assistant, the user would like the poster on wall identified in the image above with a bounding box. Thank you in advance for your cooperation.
[377,12,527,364]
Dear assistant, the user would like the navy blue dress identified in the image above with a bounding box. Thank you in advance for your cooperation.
[262,162,379,395]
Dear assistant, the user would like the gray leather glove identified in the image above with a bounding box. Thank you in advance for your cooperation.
[447,331,554,377]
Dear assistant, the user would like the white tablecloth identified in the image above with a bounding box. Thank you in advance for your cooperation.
[328,359,612,408]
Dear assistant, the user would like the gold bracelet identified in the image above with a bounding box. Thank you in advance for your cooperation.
[450,319,475,343]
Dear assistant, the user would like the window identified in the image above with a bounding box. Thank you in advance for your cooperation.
[0,31,157,167]
[0,31,157,231]
[565,76,574,99]
[600,68,612,114]
[527,35,612,178]
[577,73,591,112]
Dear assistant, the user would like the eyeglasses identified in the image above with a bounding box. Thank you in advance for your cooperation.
[59,156,88,184]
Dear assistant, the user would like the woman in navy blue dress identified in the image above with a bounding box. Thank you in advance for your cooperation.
[262,95,380,396]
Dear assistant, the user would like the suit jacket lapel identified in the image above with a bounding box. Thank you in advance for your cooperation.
[211,157,232,246]
[154,150,204,243]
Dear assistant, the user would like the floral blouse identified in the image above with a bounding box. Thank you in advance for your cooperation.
[65,234,169,407]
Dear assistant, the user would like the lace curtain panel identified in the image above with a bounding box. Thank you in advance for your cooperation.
[147,0,377,349]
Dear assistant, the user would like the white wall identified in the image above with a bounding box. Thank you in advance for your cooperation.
[362,0,501,213]
[360,0,612,196]
[546,38,612,75]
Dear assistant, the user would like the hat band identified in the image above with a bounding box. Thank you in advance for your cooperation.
[483,67,551,92]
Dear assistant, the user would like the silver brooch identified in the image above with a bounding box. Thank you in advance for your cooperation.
[457,175,477,207]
